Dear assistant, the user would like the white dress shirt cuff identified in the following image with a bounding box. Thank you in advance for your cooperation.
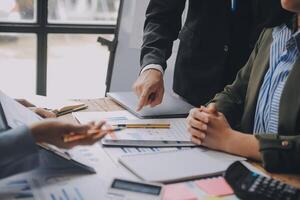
[141,64,164,75]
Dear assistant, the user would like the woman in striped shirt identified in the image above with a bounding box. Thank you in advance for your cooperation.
[187,0,300,173]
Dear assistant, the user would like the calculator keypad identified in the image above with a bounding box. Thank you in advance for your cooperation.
[242,173,299,200]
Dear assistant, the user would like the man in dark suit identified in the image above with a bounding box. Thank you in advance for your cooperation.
[133,0,279,110]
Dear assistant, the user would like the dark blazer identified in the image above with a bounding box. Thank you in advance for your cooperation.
[140,0,272,106]
[212,28,300,173]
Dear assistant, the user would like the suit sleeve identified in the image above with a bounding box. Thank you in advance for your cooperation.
[0,126,39,178]
[140,0,186,70]
[210,29,268,127]
[256,134,300,173]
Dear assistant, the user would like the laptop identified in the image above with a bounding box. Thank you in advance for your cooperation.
[107,92,194,119]
[0,90,95,173]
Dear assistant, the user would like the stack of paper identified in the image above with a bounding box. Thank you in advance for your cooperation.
[73,111,195,147]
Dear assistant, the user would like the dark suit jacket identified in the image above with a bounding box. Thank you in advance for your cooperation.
[140,0,273,106]
[212,28,300,173]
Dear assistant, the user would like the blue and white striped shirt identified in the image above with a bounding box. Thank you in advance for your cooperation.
[253,25,300,134]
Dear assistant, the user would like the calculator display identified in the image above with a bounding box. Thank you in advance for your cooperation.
[111,179,161,196]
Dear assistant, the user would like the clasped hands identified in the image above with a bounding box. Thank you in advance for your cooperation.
[187,103,235,152]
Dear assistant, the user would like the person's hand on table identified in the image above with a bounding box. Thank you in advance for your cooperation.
[133,69,164,111]
[16,99,36,107]
[30,120,109,149]
[16,99,56,118]
[187,103,235,152]
[31,107,57,118]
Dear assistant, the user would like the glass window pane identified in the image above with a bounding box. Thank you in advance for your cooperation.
[47,34,110,99]
[0,33,37,97]
[0,0,36,23]
[48,0,120,25]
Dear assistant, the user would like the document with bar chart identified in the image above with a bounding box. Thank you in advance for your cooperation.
[0,171,108,200]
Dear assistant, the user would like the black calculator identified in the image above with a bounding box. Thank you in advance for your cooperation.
[224,161,300,200]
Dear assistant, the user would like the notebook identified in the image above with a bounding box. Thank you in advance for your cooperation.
[119,148,245,183]
[107,92,194,119]
[25,95,87,116]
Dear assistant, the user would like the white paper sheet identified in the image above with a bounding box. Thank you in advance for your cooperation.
[104,118,191,142]
[24,95,84,111]
[119,148,246,183]
[0,170,108,200]
[0,90,42,128]
[73,111,137,124]
[103,146,191,166]
[75,112,192,144]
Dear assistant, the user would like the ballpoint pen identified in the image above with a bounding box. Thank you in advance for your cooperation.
[231,0,237,12]
[112,123,171,129]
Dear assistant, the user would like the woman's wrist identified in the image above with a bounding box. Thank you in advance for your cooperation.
[243,134,261,160]
[222,129,240,154]
[223,129,261,160]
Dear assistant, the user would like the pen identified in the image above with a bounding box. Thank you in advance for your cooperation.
[63,127,124,143]
[112,123,171,129]
[231,0,237,12]
[148,93,156,102]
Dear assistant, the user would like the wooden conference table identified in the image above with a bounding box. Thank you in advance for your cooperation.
[60,98,300,189]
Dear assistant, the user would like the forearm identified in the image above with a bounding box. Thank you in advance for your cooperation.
[15,99,35,107]
[224,130,261,161]
[0,126,39,178]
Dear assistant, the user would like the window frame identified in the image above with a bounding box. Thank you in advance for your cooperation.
[0,0,116,95]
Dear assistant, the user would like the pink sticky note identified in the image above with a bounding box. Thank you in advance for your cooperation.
[195,177,234,196]
[163,183,197,200]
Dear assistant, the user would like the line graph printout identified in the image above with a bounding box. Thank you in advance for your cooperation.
[104,118,191,142]
[74,111,191,142]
